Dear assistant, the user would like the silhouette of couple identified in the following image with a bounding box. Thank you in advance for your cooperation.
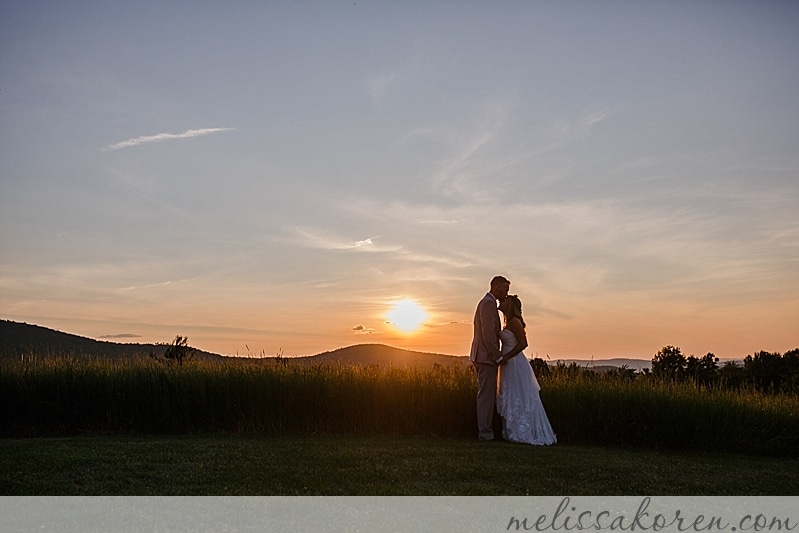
[470,275,556,445]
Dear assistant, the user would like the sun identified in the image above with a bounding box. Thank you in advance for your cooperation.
[386,299,428,333]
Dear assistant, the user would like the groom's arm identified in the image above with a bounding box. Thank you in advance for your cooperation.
[478,299,503,363]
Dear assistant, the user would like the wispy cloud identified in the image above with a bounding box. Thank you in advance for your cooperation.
[291,227,397,252]
[580,111,608,135]
[352,324,381,334]
[353,237,377,247]
[104,128,236,151]
[430,100,512,199]
[550,109,609,145]
[118,279,191,291]
[98,333,142,339]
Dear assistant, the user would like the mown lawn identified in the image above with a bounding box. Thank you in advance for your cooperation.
[2,435,797,495]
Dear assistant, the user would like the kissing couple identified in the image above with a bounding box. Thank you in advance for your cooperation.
[470,275,557,445]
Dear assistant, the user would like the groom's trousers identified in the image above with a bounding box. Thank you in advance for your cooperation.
[474,362,499,440]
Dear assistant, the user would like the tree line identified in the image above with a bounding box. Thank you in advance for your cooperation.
[650,345,799,393]
[531,345,799,394]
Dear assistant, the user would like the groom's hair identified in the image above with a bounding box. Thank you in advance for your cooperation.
[490,275,510,288]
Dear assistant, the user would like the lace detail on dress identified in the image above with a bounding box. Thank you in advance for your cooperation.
[497,329,557,445]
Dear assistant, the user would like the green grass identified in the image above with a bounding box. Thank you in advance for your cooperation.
[543,373,799,455]
[1,434,797,495]
[3,356,798,456]
[1,356,477,436]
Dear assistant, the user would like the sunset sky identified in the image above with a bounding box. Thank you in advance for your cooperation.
[1,2,797,361]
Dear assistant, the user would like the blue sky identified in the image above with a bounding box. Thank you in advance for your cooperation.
[1,1,797,359]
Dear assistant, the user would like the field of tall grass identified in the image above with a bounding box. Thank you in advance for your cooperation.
[2,355,797,456]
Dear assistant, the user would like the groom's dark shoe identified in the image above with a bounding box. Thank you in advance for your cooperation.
[492,410,504,439]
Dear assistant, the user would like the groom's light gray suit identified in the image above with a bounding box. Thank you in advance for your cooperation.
[470,292,504,440]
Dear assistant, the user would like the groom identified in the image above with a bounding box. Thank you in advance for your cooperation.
[470,275,510,441]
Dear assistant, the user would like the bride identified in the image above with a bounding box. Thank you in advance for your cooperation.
[496,294,557,445]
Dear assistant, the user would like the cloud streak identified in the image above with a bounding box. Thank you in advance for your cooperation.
[430,101,511,199]
[290,227,398,252]
[580,111,608,135]
[352,324,380,334]
[104,128,236,151]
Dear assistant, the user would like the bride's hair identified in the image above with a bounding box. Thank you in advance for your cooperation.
[504,294,526,329]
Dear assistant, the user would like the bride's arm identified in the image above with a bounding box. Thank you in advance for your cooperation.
[502,318,528,361]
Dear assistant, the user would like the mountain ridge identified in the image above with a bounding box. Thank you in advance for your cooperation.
[291,343,469,368]
[0,319,224,361]
[0,320,465,367]
[0,319,656,368]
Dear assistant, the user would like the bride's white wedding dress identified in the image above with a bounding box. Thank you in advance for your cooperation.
[497,328,557,445]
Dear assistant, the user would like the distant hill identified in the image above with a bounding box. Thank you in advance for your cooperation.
[1,319,667,370]
[290,343,470,368]
[0,319,223,361]
[549,357,745,371]
[0,320,465,368]
[549,358,653,371]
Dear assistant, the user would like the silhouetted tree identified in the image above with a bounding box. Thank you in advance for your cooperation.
[686,352,719,386]
[719,360,745,389]
[651,345,687,381]
[744,349,799,393]
[744,351,782,392]
[163,335,195,366]
[784,348,799,392]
